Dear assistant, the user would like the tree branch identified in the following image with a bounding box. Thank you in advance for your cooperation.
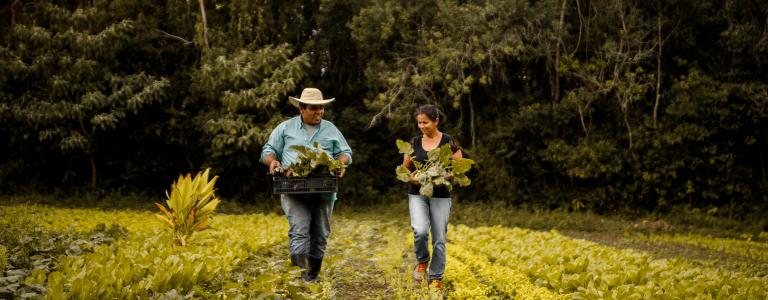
[157,30,193,45]
[368,87,404,128]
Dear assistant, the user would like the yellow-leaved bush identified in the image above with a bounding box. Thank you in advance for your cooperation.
[155,168,220,246]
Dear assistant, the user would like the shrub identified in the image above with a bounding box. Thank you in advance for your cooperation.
[155,169,221,246]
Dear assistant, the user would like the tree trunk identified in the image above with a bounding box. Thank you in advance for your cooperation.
[548,0,568,125]
[89,155,97,191]
[554,0,567,102]
[623,106,633,148]
[86,144,97,191]
[182,143,195,172]
[760,145,766,181]
[197,0,209,49]
[469,93,476,149]
[79,116,97,191]
[653,0,662,127]
[11,0,19,25]
[578,105,590,138]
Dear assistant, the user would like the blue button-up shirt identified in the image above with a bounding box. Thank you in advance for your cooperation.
[260,116,352,200]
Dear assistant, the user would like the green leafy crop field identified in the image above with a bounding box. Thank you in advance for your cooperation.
[1,200,766,299]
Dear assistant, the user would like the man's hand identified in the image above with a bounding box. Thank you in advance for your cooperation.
[336,154,350,179]
[269,160,282,175]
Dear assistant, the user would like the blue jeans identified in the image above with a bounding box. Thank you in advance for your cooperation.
[408,194,452,280]
[281,194,334,259]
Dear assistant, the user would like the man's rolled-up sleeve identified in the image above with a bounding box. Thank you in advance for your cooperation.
[334,127,353,165]
[260,124,284,163]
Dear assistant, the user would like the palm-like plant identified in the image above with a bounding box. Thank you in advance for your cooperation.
[155,168,220,246]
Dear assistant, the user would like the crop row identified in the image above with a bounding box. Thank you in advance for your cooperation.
[448,243,567,299]
[4,204,767,299]
[451,224,768,299]
[1,204,299,299]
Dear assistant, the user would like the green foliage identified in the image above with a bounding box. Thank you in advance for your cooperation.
[286,143,347,177]
[0,0,766,216]
[155,169,221,246]
[193,44,309,157]
[183,1,312,171]
[449,244,566,299]
[453,224,768,299]
[1,203,295,299]
[183,41,310,196]
[0,2,170,190]
[0,204,128,299]
[395,139,474,197]
[3,200,768,298]
[542,139,623,180]
[354,0,529,127]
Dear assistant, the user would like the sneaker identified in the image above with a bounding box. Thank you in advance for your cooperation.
[413,262,428,283]
[430,279,442,289]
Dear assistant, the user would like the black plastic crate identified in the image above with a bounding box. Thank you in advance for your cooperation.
[272,176,338,194]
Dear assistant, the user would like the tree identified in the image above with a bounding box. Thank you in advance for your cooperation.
[353,0,529,146]
[0,3,169,190]
[162,0,314,196]
[192,45,309,163]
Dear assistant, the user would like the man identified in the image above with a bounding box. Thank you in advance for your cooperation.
[260,87,352,282]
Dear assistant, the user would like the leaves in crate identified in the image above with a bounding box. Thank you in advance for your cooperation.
[287,142,347,177]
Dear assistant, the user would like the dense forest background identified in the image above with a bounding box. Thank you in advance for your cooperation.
[1,0,766,218]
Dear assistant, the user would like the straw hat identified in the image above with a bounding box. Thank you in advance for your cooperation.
[288,88,335,107]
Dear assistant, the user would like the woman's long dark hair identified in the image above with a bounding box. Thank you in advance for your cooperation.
[413,104,446,124]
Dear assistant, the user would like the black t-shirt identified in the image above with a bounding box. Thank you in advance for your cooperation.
[407,133,462,198]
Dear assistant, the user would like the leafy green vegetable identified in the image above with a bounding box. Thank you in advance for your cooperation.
[287,142,347,177]
[3,203,768,298]
[395,139,475,197]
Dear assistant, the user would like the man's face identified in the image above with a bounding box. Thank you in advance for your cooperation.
[300,105,325,125]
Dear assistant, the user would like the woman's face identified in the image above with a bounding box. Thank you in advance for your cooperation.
[416,114,439,135]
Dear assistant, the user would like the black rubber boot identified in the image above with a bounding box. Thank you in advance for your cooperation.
[291,254,316,281]
[306,256,323,282]
[290,254,309,269]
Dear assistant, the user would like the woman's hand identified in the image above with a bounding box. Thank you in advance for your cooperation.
[409,171,420,185]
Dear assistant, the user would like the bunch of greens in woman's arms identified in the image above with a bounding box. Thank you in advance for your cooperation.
[394,139,474,197]
[287,143,347,177]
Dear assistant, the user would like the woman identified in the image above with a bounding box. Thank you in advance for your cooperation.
[401,104,462,289]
